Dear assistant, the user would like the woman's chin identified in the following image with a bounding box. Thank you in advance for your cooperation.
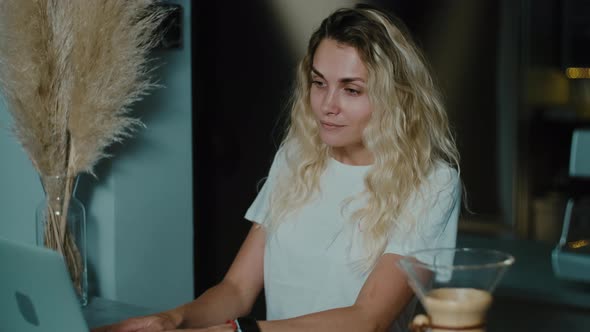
[320,139,344,148]
[319,134,345,148]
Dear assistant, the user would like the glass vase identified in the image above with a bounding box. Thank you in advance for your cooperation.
[35,174,88,306]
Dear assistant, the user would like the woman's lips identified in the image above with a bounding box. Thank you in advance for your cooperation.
[320,121,345,130]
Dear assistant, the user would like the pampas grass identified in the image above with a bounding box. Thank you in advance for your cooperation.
[0,0,168,295]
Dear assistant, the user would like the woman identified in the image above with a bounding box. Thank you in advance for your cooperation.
[97,5,461,332]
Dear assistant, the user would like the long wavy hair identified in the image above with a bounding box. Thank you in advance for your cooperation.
[266,6,460,268]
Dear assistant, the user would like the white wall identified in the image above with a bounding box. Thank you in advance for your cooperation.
[0,0,193,311]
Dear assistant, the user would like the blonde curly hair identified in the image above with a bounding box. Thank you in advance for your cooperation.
[266,6,460,268]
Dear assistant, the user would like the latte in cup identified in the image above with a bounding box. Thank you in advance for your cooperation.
[422,288,492,332]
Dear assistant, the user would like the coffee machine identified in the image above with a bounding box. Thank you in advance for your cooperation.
[552,129,590,282]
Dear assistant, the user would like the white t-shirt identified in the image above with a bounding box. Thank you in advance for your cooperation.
[245,149,461,332]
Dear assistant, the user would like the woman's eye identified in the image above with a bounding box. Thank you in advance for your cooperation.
[311,80,325,87]
[345,88,361,96]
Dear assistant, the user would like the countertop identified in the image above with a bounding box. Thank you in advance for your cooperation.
[458,234,590,331]
[458,234,590,309]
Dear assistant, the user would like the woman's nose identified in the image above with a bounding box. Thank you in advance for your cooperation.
[321,90,340,115]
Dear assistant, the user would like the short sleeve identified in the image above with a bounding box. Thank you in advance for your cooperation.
[244,148,286,226]
[384,165,461,259]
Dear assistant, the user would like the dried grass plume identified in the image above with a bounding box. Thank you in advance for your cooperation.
[0,0,169,295]
[0,0,168,176]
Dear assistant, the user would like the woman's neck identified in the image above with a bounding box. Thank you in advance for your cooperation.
[330,146,374,166]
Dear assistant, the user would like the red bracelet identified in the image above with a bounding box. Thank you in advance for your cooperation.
[226,319,238,331]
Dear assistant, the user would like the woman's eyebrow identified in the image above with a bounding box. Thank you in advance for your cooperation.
[340,77,366,84]
[311,67,324,78]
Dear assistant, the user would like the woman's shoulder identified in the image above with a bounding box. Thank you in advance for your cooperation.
[427,161,459,184]
[420,162,461,200]
[269,144,289,171]
[266,144,293,180]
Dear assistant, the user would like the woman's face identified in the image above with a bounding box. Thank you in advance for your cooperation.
[310,38,373,163]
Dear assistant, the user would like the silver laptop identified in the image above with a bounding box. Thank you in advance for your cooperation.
[0,236,89,332]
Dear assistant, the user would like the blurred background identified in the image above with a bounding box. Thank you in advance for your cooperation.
[1,0,589,330]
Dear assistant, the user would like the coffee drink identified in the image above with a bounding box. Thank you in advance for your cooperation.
[421,288,492,332]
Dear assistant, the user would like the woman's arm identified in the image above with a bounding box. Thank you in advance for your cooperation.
[256,253,413,332]
[169,252,413,332]
[176,224,266,328]
[93,224,265,332]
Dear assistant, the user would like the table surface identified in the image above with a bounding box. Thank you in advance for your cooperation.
[82,297,157,329]
[458,234,590,309]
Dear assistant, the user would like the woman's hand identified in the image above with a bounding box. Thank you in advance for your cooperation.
[90,312,180,332]
[165,322,236,331]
